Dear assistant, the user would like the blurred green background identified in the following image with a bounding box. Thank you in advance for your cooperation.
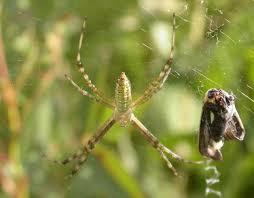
[1,0,254,198]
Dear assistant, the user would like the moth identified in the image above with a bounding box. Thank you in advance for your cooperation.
[199,88,245,160]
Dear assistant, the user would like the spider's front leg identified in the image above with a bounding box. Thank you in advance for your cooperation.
[132,13,176,108]
[131,115,203,175]
[65,74,114,109]
[45,116,116,179]
[74,18,114,108]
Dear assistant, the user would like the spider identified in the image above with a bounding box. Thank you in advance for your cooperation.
[49,13,202,178]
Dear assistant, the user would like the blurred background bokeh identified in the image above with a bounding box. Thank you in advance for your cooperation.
[1,0,254,198]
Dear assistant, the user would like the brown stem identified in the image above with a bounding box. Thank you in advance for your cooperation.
[0,3,28,197]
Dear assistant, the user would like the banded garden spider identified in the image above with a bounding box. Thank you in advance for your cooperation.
[50,13,202,178]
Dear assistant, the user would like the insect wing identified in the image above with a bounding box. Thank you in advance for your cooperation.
[224,107,245,141]
[199,104,223,160]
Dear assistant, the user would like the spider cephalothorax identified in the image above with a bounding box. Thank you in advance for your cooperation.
[47,13,203,178]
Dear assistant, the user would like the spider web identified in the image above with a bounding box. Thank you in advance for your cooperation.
[136,1,253,198]
[1,0,254,198]
[135,1,253,197]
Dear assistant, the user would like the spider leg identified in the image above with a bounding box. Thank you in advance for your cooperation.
[132,13,176,108]
[75,18,114,108]
[41,149,82,166]
[44,116,116,178]
[158,149,178,176]
[130,115,203,175]
[66,116,116,179]
[65,74,114,109]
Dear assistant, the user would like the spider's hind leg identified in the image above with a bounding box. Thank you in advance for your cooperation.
[41,148,83,166]
[66,116,116,179]
[131,115,203,175]
[44,116,116,179]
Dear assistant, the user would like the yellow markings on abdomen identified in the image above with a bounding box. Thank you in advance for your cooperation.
[115,72,132,113]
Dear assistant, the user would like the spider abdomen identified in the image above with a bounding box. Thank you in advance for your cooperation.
[115,72,132,113]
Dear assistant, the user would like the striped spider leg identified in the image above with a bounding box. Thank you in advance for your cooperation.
[48,13,203,178]
[131,116,203,176]
[65,18,115,109]
[131,13,175,108]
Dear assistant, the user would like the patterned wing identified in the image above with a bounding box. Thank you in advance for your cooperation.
[199,104,223,160]
[224,109,245,141]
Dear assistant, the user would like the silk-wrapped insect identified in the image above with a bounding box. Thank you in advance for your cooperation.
[199,88,245,160]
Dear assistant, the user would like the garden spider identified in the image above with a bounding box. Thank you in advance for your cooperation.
[50,13,202,178]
